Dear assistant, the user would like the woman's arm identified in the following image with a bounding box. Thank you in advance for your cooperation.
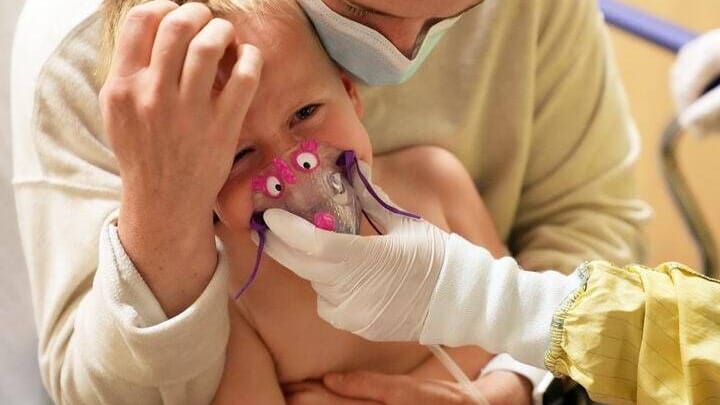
[102,1,261,317]
[11,1,259,403]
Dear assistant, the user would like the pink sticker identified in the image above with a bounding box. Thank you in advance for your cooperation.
[251,176,266,193]
[313,211,336,231]
[299,138,319,152]
[273,158,297,184]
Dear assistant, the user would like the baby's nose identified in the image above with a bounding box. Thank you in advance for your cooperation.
[265,135,302,158]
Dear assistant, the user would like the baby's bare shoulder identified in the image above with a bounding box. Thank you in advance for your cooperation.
[375,145,474,195]
[373,146,475,224]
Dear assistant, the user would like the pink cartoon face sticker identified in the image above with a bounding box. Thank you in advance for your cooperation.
[250,139,361,235]
[291,139,320,172]
[251,158,297,199]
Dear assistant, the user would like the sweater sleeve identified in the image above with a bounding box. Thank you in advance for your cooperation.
[11,7,230,404]
[545,261,720,404]
[510,0,651,274]
[66,218,230,405]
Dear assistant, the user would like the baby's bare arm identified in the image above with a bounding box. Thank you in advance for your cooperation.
[212,300,285,405]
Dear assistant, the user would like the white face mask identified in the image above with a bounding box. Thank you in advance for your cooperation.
[297,0,462,85]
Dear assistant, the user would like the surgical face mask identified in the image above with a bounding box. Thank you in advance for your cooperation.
[235,138,419,298]
[251,139,361,235]
[297,0,462,85]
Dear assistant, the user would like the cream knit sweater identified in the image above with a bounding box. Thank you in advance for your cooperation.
[10,0,649,403]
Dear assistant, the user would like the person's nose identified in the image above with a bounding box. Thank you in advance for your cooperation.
[262,134,302,160]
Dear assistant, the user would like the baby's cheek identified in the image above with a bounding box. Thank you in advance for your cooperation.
[314,128,372,165]
[216,177,253,232]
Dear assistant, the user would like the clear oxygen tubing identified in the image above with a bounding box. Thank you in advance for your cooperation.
[428,345,490,405]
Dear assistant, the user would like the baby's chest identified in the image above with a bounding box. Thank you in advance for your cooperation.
[238,270,429,384]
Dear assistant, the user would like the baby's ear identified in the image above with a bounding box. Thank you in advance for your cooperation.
[340,69,364,118]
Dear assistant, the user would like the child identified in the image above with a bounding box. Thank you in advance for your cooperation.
[205,1,530,403]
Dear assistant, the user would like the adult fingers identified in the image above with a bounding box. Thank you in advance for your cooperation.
[109,0,178,77]
[256,225,347,284]
[286,389,382,405]
[263,209,361,263]
[671,29,720,111]
[150,2,213,88]
[216,43,263,129]
[680,86,720,135]
[179,17,236,101]
[323,371,408,402]
[284,380,382,405]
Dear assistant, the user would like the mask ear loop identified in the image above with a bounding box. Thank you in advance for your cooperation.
[337,151,421,236]
[234,212,268,299]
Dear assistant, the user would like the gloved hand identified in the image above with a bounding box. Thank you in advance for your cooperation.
[671,29,720,136]
[259,161,448,341]
[260,161,581,368]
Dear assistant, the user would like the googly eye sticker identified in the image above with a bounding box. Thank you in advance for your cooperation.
[293,151,319,171]
[265,175,284,198]
[292,138,320,172]
[251,175,284,198]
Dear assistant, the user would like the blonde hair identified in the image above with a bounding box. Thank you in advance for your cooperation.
[99,0,298,81]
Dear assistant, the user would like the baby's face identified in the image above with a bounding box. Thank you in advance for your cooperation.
[215,8,372,232]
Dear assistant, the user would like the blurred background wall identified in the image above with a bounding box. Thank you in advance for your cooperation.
[0,0,49,403]
[609,0,720,275]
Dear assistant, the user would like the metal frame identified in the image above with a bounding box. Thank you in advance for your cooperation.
[660,120,718,275]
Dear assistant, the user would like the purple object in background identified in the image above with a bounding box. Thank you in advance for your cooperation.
[599,0,697,53]
[599,0,719,94]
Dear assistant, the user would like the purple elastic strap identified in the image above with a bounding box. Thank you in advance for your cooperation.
[362,210,383,235]
[233,212,267,299]
[337,150,421,220]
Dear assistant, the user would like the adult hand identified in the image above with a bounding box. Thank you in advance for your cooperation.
[260,160,578,366]
[259,161,448,341]
[322,372,485,405]
[283,380,381,405]
[99,0,262,316]
[671,29,720,136]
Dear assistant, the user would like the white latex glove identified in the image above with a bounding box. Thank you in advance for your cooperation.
[261,161,447,341]
[671,29,720,136]
[260,161,582,367]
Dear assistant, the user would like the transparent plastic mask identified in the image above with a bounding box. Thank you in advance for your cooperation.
[251,139,361,235]
[235,139,419,299]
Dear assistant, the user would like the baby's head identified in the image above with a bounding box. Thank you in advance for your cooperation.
[103,0,373,232]
[214,0,372,232]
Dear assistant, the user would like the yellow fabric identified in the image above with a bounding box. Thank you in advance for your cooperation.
[546,261,720,405]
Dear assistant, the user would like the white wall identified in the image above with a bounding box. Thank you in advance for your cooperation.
[0,0,51,403]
